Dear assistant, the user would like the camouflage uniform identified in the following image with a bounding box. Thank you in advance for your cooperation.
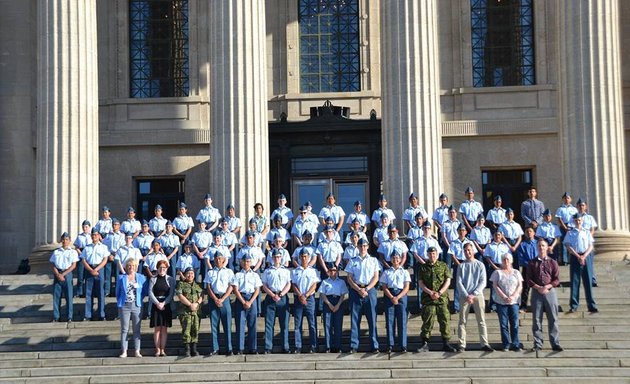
[417,260,452,342]
[176,280,203,344]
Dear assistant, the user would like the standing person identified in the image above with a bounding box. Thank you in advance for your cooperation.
[143,240,168,278]
[432,193,450,242]
[94,206,112,239]
[176,267,204,357]
[448,224,472,313]
[231,254,263,355]
[73,220,92,298]
[192,221,211,275]
[159,221,180,280]
[441,206,460,268]
[204,250,234,356]
[410,221,441,309]
[516,226,537,311]
[196,194,221,232]
[345,238,380,353]
[316,225,344,274]
[417,246,456,353]
[103,218,125,298]
[116,258,146,358]
[319,192,346,232]
[250,203,270,237]
[402,193,429,233]
[498,208,524,265]
[564,214,598,313]
[81,229,109,321]
[149,205,167,239]
[318,263,348,353]
[490,253,523,351]
[346,200,369,234]
[115,232,142,274]
[149,260,175,357]
[486,195,506,233]
[483,231,511,312]
[377,225,409,270]
[271,193,293,229]
[536,209,562,262]
[121,207,141,239]
[371,194,396,229]
[292,230,317,268]
[292,206,319,247]
[527,239,563,352]
[224,203,242,237]
[133,221,154,272]
[521,186,545,229]
[176,241,200,281]
[262,249,292,354]
[555,192,578,265]
[459,187,483,233]
[50,232,78,322]
[470,214,492,259]
[380,252,410,353]
[291,249,321,354]
[455,243,492,352]
[574,198,599,286]
[173,202,194,251]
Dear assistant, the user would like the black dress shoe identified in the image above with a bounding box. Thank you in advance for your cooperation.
[552,345,564,352]
[235,350,243,355]
[264,350,271,355]
[293,349,301,354]
[401,347,407,353]
[456,345,465,352]
[386,346,393,353]
[281,349,290,354]
[308,348,315,354]
[52,319,58,323]
[416,341,429,353]
[226,350,233,356]
[349,348,357,354]
[589,308,599,313]
[531,346,542,352]
[481,344,494,352]
[82,318,91,322]
[371,348,380,354]
[443,343,457,353]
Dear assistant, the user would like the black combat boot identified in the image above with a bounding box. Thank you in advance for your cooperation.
[183,343,191,357]
[191,343,199,357]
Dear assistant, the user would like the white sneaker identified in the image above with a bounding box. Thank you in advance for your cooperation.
[134,350,143,358]
[119,351,127,358]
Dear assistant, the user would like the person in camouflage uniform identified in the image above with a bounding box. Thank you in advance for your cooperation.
[176,267,203,357]
[416,246,456,353]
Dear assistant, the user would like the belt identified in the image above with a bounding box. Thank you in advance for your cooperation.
[272,291,282,295]
[389,288,403,295]
[357,284,368,288]
[214,292,225,297]
[89,264,100,268]
[327,295,340,299]
[56,268,68,273]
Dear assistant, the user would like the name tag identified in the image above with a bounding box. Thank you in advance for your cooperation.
[133,282,139,289]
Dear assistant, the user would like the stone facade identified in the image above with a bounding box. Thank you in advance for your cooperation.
[0,0,629,271]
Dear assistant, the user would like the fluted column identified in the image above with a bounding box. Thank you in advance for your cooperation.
[36,0,99,249]
[380,1,443,220]
[557,0,630,258]
[209,0,269,219]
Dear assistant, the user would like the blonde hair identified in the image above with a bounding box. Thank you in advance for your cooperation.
[124,258,139,268]
[501,253,513,264]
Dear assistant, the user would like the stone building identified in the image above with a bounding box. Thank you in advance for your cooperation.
[1,0,629,271]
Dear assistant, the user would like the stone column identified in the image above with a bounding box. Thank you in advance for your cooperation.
[35,0,99,250]
[0,2,37,272]
[557,0,630,259]
[380,1,443,220]
[209,1,269,220]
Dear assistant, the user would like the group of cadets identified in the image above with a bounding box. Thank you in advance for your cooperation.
[49,187,598,354]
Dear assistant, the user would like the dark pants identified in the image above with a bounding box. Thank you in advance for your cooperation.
[209,298,232,353]
[235,293,258,352]
[85,268,105,319]
[349,288,378,350]
[294,295,317,350]
[385,288,407,349]
[52,271,73,321]
[103,260,116,296]
[322,295,344,351]
[264,295,289,351]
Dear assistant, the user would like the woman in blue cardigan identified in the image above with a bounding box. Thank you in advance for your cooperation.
[116,257,147,357]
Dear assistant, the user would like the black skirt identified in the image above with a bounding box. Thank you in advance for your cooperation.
[150,302,172,328]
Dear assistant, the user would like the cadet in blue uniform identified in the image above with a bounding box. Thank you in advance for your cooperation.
[250,203,270,237]
[555,192,578,265]
[371,194,396,229]
[292,231,317,268]
[564,214,598,313]
[149,205,167,239]
[196,194,221,232]
[380,252,411,352]
[81,229,109,321]
[483,231,512,312]
[441,206,461,268]
[173,202,194,251]
[159,221,180,279]
[133,220,154,272]
[470,214,492,259]
[402,193,429,233]
[486,195,506,233]
[318,262,348,353]
[73,220,92,297]
[261,249,292,353]
[411,221,441,309]
[459,187,483,232]
[319,192,346,232]
[231,254,263,354]
[121,207,141,239]
[346,238,381,353]
[536,209,561,262]
[292,206,319,247]
[204,250,235,355]
[292,248,321,353]
[177,241,200,281]
[192,221,211,275]
[271,193,293,229]
[432,193,450,242]
[377,224,409,269]
[103,218,125,298]
[346,200,369,233]
[498,209,523,267]
[115,232,142,273]
[224,203,242,237]
[317,225,344,274]
[50,232,78,322]
[448,224,472,313]
[94,206,112,239]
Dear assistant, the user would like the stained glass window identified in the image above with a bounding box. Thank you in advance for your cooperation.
[299,0,361,93]
[129,0,189,98]
[471,0,535,87]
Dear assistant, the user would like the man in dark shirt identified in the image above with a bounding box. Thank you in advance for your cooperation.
[526,238,563,352]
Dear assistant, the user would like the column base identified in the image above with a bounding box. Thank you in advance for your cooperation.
[593,231,630,262]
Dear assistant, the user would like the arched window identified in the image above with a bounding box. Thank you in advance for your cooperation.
[129,0,189,97]
[471,0,535,87]
[298,0,360,93]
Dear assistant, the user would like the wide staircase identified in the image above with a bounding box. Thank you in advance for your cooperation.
[0,260,629,384]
